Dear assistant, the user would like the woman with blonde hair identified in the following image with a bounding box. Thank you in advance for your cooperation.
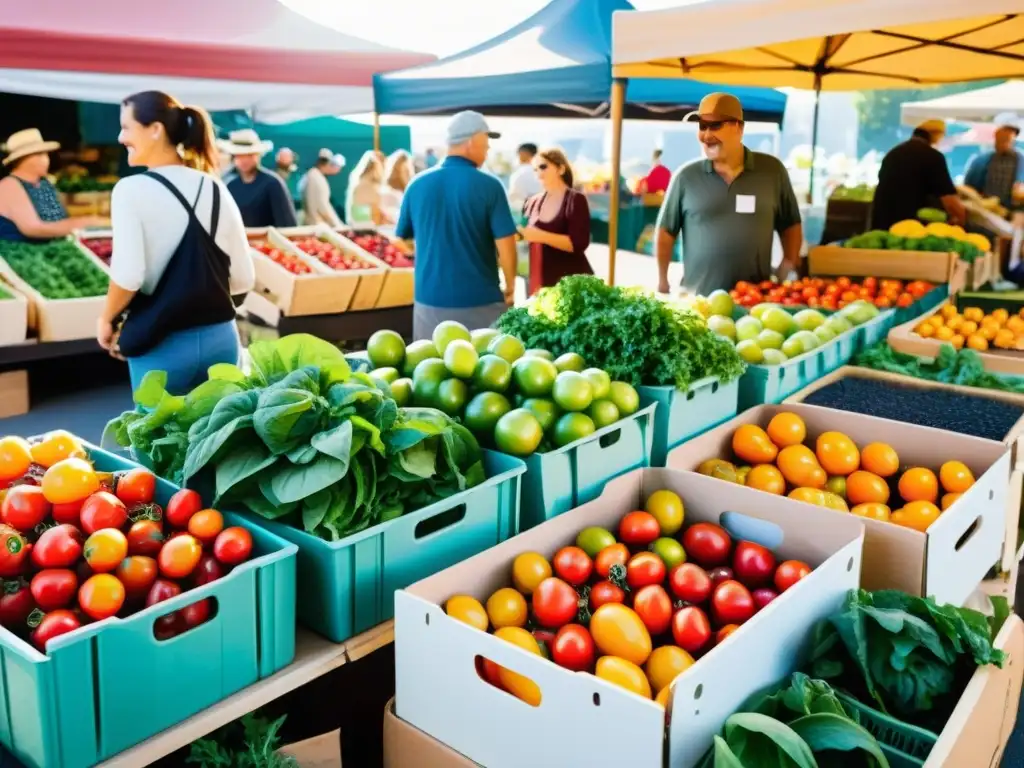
[346,150,390,226]
[381,150,413,222]
[518,147,592,295]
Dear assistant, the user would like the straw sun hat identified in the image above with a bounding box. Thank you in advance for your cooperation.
[2,128,61,166]
[216,129,274,156]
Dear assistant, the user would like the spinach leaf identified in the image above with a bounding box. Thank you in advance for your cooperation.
[215,443,278,501]
[723,712,816,768]
[262,454,349,505]
[301,489,333,533]
[788,713,888,768]
[310,421,354,463]
[253,387,328,456]
[285,444,319,465]
[182,391,260,484]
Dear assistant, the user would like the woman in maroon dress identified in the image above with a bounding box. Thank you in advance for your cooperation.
[519,147,592,296]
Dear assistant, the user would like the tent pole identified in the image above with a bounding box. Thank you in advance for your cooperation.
[807,81,821,206]
[373,112,382,154]
[608,78,626,287]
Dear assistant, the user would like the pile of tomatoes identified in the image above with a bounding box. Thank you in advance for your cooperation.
[0,432,255,652]
[731,277,934,311]
[444,490,812,706]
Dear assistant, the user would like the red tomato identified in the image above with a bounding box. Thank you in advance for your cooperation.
[552,546,592,586]
[618,511,661,547]
[668,563,712,604]
[146,578,182,607]
[752,587,779,610]
[626,552,666,589]
[181,598,212,628]
[593,543,629,579]
[0,524,29,577]
[31,524,82,569]
[213,527,253,566]
[711,580,755,626]
[78,574,125,620]
[589,580,626,610]
[716,624,740,644]
[774,560,812,592]
[0,578,35,626]
[477,657,505,690]
[193,554,225,586]
[732,541,777,588]
[30,569,78,611]
[127,520,164,556]
[671,606,711,654]
[532,577,578,629]
[551,624,595,671]
[165,489,203,529]
[115,468,156,506]
[30,609,81,650]
[158,534,203,579]
[708,566,734,585]
[682,523,732,568]
[154,611,185,640]
[79,492,127,535]
[632,584,672,635]
[115,556,158,599]
[1,485,50,532]
[51,499,84,526]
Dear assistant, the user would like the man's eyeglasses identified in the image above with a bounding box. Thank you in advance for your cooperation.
[697,119,739,132]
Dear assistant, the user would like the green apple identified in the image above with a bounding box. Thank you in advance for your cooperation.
[814,326,837,344]
[757,329,785,350]
[735,316,763,342]
[761,307,796,337]
[762,348,788,365]
[781,336,805,358]
[707,315,737,341]
[793,309,826,331]
[825,315,853,335]
[840,300,880,326]
[735,339,764,364]
[791,330,820,353]
[751,302,780,320]
[707,289,734,318]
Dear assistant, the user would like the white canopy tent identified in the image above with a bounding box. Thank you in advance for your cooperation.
[901,80,1024,125]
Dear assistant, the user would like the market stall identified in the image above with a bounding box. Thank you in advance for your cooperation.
[901,81,1024,125]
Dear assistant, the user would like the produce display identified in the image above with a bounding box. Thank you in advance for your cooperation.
[844,219,990,262]
[54,168,117,195]
[0,431,254,651]
[496,275,746,390]
[288,236,379,272]
[696,411,977,529]
[444,490,813,705]
[727,276,934,310]
[106,335,483,542]
[829,184,874,202]
[855,342,1024,394]
[913,303,1024,352]
[80,237,113,265]
[348,232,414,268]
[365,322,641,456]
[251,241,313,275]
[0,239,108,299]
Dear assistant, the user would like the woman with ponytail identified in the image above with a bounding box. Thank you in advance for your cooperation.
[518,147,593,295]
[98,90,255,394]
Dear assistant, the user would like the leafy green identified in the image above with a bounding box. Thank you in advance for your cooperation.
[187,712,297,768]
[495,274,745,389]
[0,239,108,299]
[854,342,1024,393]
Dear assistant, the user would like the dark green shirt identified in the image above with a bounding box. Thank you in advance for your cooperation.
[656,148,801,296]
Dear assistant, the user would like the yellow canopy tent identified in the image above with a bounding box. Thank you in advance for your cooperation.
[605,0,1024,285]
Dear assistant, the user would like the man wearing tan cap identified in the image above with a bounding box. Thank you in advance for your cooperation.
[871,119,966,231]
[655,93,803,296]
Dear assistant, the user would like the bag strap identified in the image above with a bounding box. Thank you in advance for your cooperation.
[145,170,220,239]
[210,181,221,240]
[144,171,195,214]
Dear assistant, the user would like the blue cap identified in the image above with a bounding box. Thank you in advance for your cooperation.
[447,111,500,145]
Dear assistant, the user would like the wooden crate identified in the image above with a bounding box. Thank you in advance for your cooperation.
[966,251,997,291]
[0,280,29,346]
[808,245,963,286]
[346,227,414,309]
[250,228,358,316]
[0,370,28,418]
[316,228,388,311]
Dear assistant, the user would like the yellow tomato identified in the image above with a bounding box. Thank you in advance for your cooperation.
[655,683,674,708]
[644,490,685,535]
[494,627,542,706]
[950,334,965,351]
[486,588,528,629]
[934,326,954,342]
[891,501,941,532]
[992,308,1009,325]
[850,503,891,521]
[589,603,652,666]
[445,595,489,631]
[958,320,978,336]
[941,492,962,511]
[511,552,552,595]
[595,656,652,699]
[916,323,935,338]
[963,307,984,323]
[645,645,693,694]
[0,436,32,482]
[939,461,975,494]
[30,430,85,469]
[41,457,99,505]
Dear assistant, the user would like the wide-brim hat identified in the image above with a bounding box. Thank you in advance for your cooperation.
[217,129,273,156]
[2,128,61,166]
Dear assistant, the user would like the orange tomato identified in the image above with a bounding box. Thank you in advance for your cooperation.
[29,430,85,469]
[898,468,939,504]
[187,509,224,544]
[487,587,529,629]
[822,492,849,512]
[941,492,962,511]
[765,413,806,448]
[777,445,826,489]
[938,461,975,494]
[788,487,827,506]
[41,458,100,505]
[645,645,693,694]
[494,627,542,705]
[815,432,860,476]
[860,443,899,478]
[115,556,158,598]
[596,656,651,699]
[158,534,203,579]
[745,464,786,495]
[78,573,126,620]
[0,436,32,482]
[83,529,129,573]
[732,425,778,465]
[845,471,890,505]
[851,503,891,521]
[891,500,941,532]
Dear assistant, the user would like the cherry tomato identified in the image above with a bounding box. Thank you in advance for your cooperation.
[181,598,212,628]
[626,552,667,589]
[115,556,158,599]
[774,560,812,593]
[477,656,505,690]
[30,569,78,611]
[511,552,552,595]
[213,527,253,566]
[154,611,185,641]
[115,468,156,506]
[79,492,127,535]
[158,534,202,579]
[618,511,661,547]
[31,524,82,569]
[193,554,225,587]
[551,624,595,672]
[716,624,740,644]
[493,627,542,705]
[752,588,779,610]
[732,541,777,588]
[146,578,182,607]
[0,436,32,482]
[594,543,629,578]
[552,546,592,586]
[445,595,489,631]
[0,524,29,577]
[30,609,81,650]
[51,499,84,526]
[532,577,579,629]
[632,584,673,635]
[671,605,711,654]
[165,488,203,529]
[588,603,652,666]
[78,574,125,620]
[41,458,99,505]
[708,566,734,585]
[711,580,755,626]
[589,580,626,610]
[1,485,50,532]
[668,563,712,604]
[0,578,35,626]
[188,509,224,544]
[595,656,651,699]
[486,587,528,629]
[83,529,128,573]
[645,645,694,695]
[125,519,164,557]
[682,523,732,568]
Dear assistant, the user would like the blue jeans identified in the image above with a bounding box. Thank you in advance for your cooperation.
[127,321,240,396]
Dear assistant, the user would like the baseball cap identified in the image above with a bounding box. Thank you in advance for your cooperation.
[994,113,1021,135]
[917,119,946,135]
[318,148,346,167]
[447,111,500,145]
[684,93,744,123]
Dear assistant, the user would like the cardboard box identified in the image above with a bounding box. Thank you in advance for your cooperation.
[384,701,478,768]
[667,403,1011,607]
[279,730,341,768]
[249,228,357,316]
[395,468,864,768]
[0,282,28,346]
[0,371,29,418]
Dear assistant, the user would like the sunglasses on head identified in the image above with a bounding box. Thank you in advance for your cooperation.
[698,119,738,132]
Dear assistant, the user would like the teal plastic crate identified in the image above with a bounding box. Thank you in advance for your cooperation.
[852,308,897,351]
[517,404,655,531]
[837,693,938,767]
[0,443,297,768]
[245,450,525,643]
[892,284,948,327]
[638,377,739,467]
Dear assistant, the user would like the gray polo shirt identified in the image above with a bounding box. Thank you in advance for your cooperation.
[656,148,801,296]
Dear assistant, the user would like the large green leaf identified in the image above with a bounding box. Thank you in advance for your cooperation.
[253,387,328,455]
[215,443,278,501]
[310,421,354,464]
[723,713,817,768]
[182,391,260,483]
[788,714,888,768]
[262,454,349,505]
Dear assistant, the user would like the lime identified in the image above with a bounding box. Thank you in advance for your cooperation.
[473,354,512,392]
[576,526,616,558]
[432,320,472,355]
[487,333,526,363]
[608,381,640,416]
[470,328,500,354]
[554,352,585,372]
[582,368,611,400]
[390,378,413,406]
[552,371,593,412]
[588,399,620,429]
[552,412,595,447]
[493,409,544,456]
[444,339,479,379]
[524,348,554,360]
[403,340,440,376]
[651,537,686,569]
[413,358,448,406]
[464,392,512,434]
[367,329,406,369]
[436,378,469,416]
[371,366,400,383]
[512,356,558,397]
[521,398,559,432]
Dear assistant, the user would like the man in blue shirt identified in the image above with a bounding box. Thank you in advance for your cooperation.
[397,111,518,341]
[964,121,1024,210]
[219,129,298,229]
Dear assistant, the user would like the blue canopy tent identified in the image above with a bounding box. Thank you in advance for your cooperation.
[373,0,787,122]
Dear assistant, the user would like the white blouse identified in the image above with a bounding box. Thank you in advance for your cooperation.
[109,166,255,296]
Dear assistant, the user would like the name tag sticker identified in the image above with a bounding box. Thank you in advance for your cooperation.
[735,195,756,214]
